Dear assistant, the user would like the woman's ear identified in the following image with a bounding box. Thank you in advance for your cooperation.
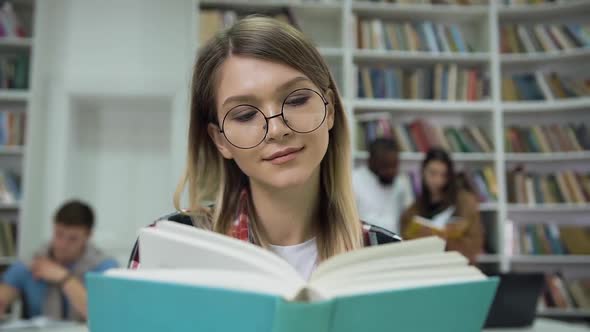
[208,123,234,159]
[325,89,336,130]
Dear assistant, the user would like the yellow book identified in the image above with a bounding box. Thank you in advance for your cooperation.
[405,207,467,240]
[482,167,498,199]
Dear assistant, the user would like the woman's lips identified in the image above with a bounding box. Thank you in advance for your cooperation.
[264,147,304,165]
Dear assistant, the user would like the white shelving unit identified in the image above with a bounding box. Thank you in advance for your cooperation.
[0,0,34,270]
[189,2,590,290]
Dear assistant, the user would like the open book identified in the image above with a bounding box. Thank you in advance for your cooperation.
[87,221,498,332]
[407,206,468,239]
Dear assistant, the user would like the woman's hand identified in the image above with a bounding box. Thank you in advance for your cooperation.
[445,219,469,239]
[416,225,437,238]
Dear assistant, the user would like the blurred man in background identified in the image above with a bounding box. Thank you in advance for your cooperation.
[0,201,117,322]
[353,138,413,234]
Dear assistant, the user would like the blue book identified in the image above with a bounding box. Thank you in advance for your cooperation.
[449,25,467,53]
[384,68,395,99]
[513,74,544,101]
[421,22,439,53]
[565,24,590,47]
[357,70,365,98]
[370,68,386,99]
[441,66,449,101]
[545,224,565,255]
[87,222,499,332]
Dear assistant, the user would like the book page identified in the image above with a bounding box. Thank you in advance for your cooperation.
[105,269,303,300]
[139,222,302,285]
[311,251,467,284]
[317,266,486,298]
[311,236,445,281]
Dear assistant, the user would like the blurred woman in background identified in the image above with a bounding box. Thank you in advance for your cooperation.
[400,147,483,264]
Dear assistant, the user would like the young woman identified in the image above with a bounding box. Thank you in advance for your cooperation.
[400,148,483,264]
[128,17,400,279]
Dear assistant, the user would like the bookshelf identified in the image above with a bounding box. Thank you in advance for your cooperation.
[189,0,590,287]
[0,0,34,271]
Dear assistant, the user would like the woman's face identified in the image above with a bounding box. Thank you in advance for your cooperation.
[209,55,335,190]
[423,160,449,195]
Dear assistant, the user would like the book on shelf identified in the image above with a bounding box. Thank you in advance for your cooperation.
[504,123,589,153]
[512,223,590,256]
[507,167,590,205]
[199,8,298,44]
[87,221,499,332]
[539,274,590,311]
[355,17,473,53]
[0,110,25,147]
[0,170,20,204]
[356,117,494,154]
[0,2,26,39]
[358,64,488,101]
[0,220,17,258]
[0,55,28,90]
[502,72,590,101]
[458,167,498,203]
[501,23,590,54]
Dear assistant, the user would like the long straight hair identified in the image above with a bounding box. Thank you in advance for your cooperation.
[416,147,458,215]
[173,17,362,260]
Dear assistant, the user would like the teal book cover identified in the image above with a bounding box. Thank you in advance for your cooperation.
[87,273,498,332]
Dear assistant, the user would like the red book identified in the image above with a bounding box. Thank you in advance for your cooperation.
[409,119,430,153]
[467,70,478,101]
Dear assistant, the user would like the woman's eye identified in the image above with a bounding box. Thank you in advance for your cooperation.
[233,111,258,122]
[285,96,309,107]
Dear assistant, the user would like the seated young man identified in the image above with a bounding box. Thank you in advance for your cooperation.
[0,201,118,321]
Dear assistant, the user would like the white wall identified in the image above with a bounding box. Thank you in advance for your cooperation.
[21,0,195,263]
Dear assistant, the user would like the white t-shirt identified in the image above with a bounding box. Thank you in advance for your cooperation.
[269,237,318,281]
[352,166,413,234]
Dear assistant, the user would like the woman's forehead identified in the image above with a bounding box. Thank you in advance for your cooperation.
[215,55,313,104]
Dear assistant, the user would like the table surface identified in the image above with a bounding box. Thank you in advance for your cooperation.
[1,318,588,332]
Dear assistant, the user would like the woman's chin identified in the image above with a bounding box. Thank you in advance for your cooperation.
[255,169,315,191]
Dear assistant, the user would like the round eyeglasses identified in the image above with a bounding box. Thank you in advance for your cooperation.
[218,88,329,149]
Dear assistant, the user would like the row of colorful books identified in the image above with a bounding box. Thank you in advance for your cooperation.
[0,220,16,257]
[357,65,488,101]
[501,23,590,54]
[0,170,20,204]
[502,72,589,101]
[0,111,25,147]
[506,168,590,205]
[356,118,493,153]
[355,18,473,53]
[512,224,589,256]
[539,274,590,311]
[397,167,497,204]
[505,124,589,153]
[0,55,28,90]
[199,9,296,43]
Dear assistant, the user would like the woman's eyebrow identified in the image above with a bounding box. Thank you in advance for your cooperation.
[275,76,311,93]
[222,94,258,109]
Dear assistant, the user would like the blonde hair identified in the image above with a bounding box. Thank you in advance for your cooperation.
[174,16,362,260]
